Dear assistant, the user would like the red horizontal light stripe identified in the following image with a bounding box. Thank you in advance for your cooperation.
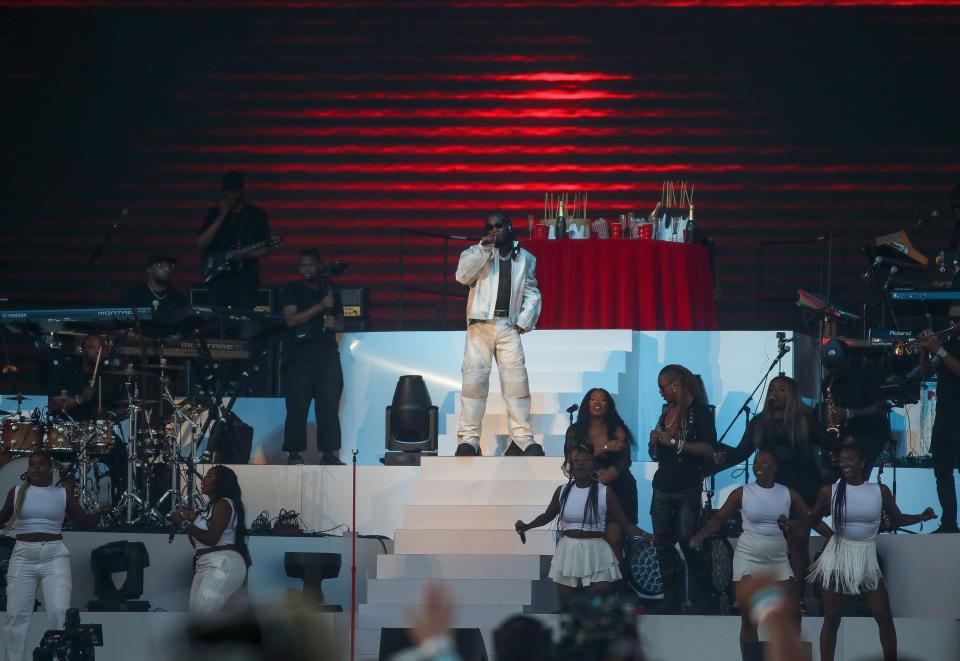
[199,125,756,138]
[209,107,739,120]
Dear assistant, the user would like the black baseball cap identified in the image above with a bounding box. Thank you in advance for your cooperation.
[145,252,178,267]
[222,170,245,192]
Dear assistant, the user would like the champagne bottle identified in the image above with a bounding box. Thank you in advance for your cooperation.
[556,199,567,240]
[685,204,695,243]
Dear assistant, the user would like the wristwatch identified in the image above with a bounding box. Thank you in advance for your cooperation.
[938,348,948,359]
[669,438,677,447]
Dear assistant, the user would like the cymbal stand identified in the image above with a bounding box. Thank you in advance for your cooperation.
[115,378,149,524]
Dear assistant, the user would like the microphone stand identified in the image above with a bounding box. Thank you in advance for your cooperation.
[89,209,128,306]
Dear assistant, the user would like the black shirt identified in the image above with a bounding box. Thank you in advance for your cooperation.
[935,337,960,419]
[494,255,512,313]
[199,203,271,288]
[825,365,889,448]
[651,401,717,493]
[119,283,190,323]
[280,280,344,361]
[45,357,124,421]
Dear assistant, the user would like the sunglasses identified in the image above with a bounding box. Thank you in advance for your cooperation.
[485,221,507,231]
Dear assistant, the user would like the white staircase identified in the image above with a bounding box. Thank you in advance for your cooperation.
[437,329,633,456]
[356,456,567,658]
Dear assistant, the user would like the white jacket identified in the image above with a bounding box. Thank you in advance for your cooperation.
[455,241,542,331]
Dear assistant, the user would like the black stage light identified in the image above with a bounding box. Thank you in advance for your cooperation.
[382,375,438,466]
[87,541,151,612]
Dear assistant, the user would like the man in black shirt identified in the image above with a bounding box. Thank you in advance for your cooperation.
[197,171,272,310]
[46,334,117,421]
[119,252,190,322]
[280,249,345,465]
[919,308,960,533]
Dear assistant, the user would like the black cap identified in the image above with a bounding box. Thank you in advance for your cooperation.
[222,170,245,192]
[145,252,178,267]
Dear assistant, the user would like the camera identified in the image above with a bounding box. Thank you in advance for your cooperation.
[33,608,103,661]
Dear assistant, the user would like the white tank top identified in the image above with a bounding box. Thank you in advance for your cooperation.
[831,482,882,540]
[11,484,67,535]
[560,483,607,532]
[741,482,791,536]
[194,498,238,549]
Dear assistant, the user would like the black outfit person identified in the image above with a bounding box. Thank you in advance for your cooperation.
[931,335,960,530]
[823,365,890,479]
[564,428,638,524]
[280,281,344,459]
[199,204,271,310]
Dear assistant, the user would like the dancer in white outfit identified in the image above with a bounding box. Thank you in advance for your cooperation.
[691,450,809,658]
[172,465,251,614]
[515,444,652,607]
[0,451,106,661]
[454,211,542,457]
[808,444,935,661]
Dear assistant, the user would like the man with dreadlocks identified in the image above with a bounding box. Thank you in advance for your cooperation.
[454,210,543,457]
[515,444,652,607]
[0,451,107,661]
[808,444,935,661]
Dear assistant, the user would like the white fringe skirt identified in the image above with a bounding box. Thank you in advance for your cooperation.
[808,535,882,595]
[548,536,622,588]
[733,530,793,582]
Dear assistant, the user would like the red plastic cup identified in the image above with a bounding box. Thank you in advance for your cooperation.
[638,223,652,240]
[533,224,547,240]
[610,223,622,240]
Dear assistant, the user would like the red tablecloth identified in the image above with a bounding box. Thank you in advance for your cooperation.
[524,239,717,330]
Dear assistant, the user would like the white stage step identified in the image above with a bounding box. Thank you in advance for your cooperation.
[483,369,619,394]
[515,329,633,351]
[376,553,542,579]
[394,528,556,555]
[367,578,532,605]
[402,504,548,529]
[442,411,593,435]
[520,348,627,372]
[410,479,562,505]
[419,456,565,481]
[358,603,521,630]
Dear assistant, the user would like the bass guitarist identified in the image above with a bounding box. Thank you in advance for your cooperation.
[197,171,273,310]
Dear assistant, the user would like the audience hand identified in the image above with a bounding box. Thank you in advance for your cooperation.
[406,583,455,646]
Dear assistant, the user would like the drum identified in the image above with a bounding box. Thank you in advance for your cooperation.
[79,420,115,456]
[0,416,43,454]
[44,421,77,455]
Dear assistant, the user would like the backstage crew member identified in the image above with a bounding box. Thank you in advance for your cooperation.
[197,171,272,310]
[119,252,190,321]
[819,340,890,479]
[918,307,960,533]
[280,249,345,466]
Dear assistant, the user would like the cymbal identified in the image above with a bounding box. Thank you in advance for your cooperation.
[103,368,159,379]
[5,394,29,403]
[0,410,15,416]
[114,398,159,407]
[144,364,186,371]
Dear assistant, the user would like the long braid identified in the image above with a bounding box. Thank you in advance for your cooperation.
[555,478,576,537]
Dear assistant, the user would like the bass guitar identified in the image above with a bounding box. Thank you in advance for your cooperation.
[201,235,282,283]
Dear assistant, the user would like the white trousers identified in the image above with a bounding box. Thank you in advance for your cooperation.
[3,541,71,661]
[189,550,247,614]
[457,319,534,450]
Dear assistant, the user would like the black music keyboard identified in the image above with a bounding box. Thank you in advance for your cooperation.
[889,289,960,316]
[0,307,154,324]
[889,290,960,302]
[115,337,250,360]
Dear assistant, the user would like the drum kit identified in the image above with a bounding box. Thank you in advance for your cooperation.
[0,363,207,529]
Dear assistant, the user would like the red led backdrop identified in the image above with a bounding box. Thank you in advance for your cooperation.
[0,1,958,345]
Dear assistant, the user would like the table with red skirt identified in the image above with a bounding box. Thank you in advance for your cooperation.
[523,239,717,330]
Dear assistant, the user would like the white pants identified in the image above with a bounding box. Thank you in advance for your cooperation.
[457,319,534,450]
[189,550,247,614]
[3,541,71,661]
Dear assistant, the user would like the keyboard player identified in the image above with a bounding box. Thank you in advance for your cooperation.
[119,252,190,323]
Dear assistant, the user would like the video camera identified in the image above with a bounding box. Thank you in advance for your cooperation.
[33,608,102,661]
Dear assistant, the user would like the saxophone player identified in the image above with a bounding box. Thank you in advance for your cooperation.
[918,307,960,533]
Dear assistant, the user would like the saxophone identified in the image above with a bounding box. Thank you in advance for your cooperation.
[824,380,843,439]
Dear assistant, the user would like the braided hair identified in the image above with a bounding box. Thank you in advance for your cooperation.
[556,444,602,537]
[4,450,54,531]
[832,444,865,539]
[207,465,249,558]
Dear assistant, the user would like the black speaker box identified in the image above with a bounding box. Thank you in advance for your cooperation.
[379,628,487,661]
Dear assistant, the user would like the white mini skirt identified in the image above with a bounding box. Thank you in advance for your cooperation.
[808,535,882,595]
[733,530,793,582]
[548,536,622,588]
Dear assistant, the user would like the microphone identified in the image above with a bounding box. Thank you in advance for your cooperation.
[168,519,178,544]
[566,404,579,414]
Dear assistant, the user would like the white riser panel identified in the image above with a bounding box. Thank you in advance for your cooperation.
[420,456,566,481]
[395,528,557,555]
[521,349,626,372]
[410,479,562,505]
[376,553,542,580]
[367,578,532,605]
[358,603,521,630]
[518,329,634,352]
[402,504,548,529]
[485,369,619,394]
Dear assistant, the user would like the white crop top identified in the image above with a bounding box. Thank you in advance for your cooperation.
[831,482,882,541]
[741,482,791,537]
[11,485,67,535]
[193,498,237,549]
[560,483,608,532]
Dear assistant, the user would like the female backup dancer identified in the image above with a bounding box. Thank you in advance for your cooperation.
[564,388,638,557]
[515,444,652,607]
[172,465,251,613]
[719,375,840,601]
[649,364,719,611]
[809,444,936,661]
[690,450,809,658]
[0,451,107,661]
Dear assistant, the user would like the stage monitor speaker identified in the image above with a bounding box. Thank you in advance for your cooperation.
[190,287,275,313]
[379,628,487,661]
[340,286,369,320]
[743,641,812,661]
